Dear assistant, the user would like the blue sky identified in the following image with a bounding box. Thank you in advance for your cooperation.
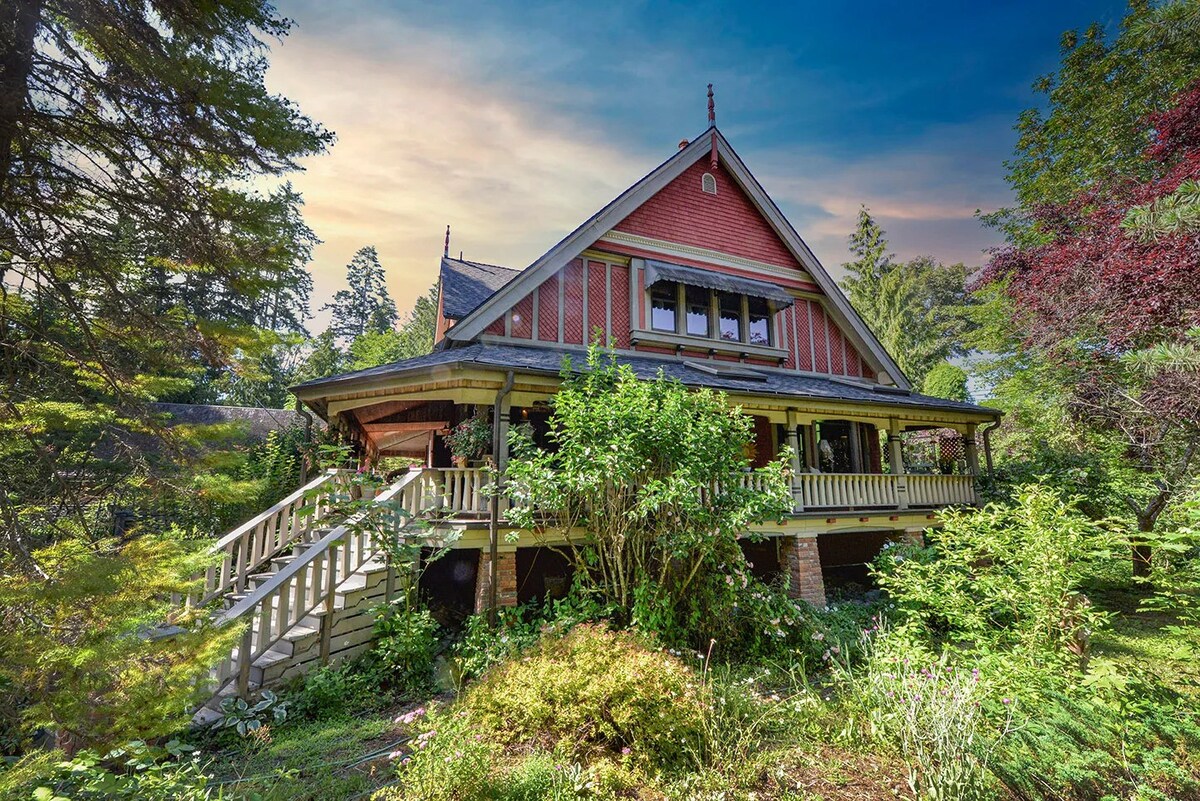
[267,0,1131,327]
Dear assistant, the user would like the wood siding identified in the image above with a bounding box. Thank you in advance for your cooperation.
[612,159,803,270]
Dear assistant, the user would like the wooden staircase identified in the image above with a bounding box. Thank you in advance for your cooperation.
[183,469,441,722]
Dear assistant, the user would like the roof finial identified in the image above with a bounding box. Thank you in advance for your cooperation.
[444,224,450,258]
[707,83,715,128]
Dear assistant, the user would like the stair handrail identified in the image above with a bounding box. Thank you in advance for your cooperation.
[209,469,341,554]
[196,469,347,605]
[212,469,424,694]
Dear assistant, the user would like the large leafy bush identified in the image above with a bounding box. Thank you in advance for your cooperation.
[874,484,1116,676]
[503,345,792,649]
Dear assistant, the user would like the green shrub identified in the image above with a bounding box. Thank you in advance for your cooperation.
[383,708,495,800]
[363,602,440,695]
[874,484,1116,675]
[285,661,384,721]
[464,624,706,772]
[839,627,1006,801]
[0,740,213,800]
[992,689,1200,800]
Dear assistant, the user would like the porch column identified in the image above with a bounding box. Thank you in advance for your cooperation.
[475,550,518,613]
[802,424,818,470]
[964,423,981,504]
[888,419,908,510]
[783,534,826,607]
[785,413,804,512]
[494,401,513,473]
[964,424,980,475]
[848,421,863,473]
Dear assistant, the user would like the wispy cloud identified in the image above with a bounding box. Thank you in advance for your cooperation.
[267,1,1022,329]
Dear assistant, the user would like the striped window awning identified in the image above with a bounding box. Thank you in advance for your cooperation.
[644,260,795,308]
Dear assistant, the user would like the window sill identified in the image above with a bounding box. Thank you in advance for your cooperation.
[629,328,788,362]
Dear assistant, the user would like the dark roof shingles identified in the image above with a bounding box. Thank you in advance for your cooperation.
[439,257,520,319]
[294,342,997,417]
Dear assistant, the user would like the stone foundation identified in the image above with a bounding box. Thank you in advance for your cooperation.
[783,534,826,607]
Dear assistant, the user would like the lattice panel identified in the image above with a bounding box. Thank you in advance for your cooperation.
[537,273,559,341]
[901,428,969,474]
[829,325,846,375]
[587,261,608,344]
[794,301,813,371]
[510,293,533,339]
[561,260,585,345]
[811,304,830,373]
[846,343,862,378]
[610,264,631,348]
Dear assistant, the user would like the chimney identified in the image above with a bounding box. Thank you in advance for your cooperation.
[678,138,689,150]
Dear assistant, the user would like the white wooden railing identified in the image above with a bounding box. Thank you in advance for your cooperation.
[906,474,976,507]
[195,470,348,605]
[795,472,976,511]
[212,471,422,695]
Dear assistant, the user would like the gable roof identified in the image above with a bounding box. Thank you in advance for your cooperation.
[443,128,913,390]
[439,257,520,319]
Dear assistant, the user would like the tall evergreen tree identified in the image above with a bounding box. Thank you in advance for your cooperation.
[324,246,398,343]
[0,0,332,558]
[840,208,972,391]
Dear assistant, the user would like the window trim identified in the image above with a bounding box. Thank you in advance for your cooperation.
[632,283,787,362]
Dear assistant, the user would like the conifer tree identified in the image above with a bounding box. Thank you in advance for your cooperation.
[840,208,972,391]
[324,246,398,343]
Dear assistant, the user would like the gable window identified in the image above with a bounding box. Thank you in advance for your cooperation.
[747,295,772,346]
[718,292,742,341]
[635,261,793,360]
[650,281,678,332]
[685,284,711,337]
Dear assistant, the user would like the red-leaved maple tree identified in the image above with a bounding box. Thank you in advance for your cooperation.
[979,82,1200,576]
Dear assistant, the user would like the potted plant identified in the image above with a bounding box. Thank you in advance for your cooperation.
[444,414,491,467]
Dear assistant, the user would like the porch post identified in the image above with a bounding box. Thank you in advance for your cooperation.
[888,418,908,510]
[785,412,803,512]
[848,421,863,473]
[964,424,980,475]
[964,423,981,504]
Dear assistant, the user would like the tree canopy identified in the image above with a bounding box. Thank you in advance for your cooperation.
[840,207,972,392]
[991,0,1200,241]
[324,246,398,344]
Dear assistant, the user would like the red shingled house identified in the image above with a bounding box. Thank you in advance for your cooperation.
[287,122,999,612]
[194,118,1003,699]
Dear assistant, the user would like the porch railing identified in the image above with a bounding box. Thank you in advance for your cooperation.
[795,472,976,511]
[212,470,422,695]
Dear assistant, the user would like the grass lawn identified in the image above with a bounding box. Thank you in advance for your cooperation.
[200,705,413,800]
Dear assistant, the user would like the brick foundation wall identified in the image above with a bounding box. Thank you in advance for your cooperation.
[474,551,518,614]
[783,535,826,608]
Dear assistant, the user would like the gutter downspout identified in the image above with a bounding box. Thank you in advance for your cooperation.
[488,371,515,625]
[980,416,1002,479]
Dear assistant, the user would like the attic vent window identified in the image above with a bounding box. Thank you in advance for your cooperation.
[701,172,717,195]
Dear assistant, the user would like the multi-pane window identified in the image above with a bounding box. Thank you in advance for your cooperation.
[650,282,678,332]
[747,296,772,345]
[718,292,742,341]
[685,285,710,337]
[646,282,778,349]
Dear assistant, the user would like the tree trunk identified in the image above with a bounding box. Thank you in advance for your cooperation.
[0,0,42,203]
[1132,515,1155,580]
